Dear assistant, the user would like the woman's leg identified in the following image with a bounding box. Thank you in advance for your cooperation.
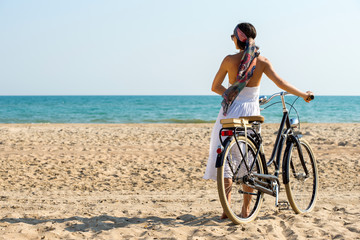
[220,178,233,219]
[241,184,254,218]
[221,180,254,219]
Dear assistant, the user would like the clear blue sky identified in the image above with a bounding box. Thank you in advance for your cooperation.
[1,0,359,95]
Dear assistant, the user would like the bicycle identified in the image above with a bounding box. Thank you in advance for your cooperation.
[216,92,318,224]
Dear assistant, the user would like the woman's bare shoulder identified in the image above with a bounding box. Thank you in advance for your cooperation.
[256,55,272,70]
[222,54,270,68]
[224,53,242,60]
[257,55,270,63]
[219,54,241,69]
[225,53,244,64]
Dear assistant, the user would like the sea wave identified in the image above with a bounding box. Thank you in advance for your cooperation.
[144,118,215,124]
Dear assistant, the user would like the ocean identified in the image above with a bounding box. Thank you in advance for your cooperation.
[0,95,359,124]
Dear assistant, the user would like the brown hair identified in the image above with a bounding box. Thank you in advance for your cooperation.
[234,23,257,50]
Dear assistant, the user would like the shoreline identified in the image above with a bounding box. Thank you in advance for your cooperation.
[0,122,359,126]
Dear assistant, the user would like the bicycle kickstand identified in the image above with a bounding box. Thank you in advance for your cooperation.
[274,183,279,207]
[273,184,290,210]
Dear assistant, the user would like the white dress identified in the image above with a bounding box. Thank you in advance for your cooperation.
[203,86,260,180]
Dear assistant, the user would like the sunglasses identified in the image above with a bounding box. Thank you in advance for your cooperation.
[230,34,235,40]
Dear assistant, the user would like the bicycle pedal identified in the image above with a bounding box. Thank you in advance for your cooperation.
[277,201,290,210]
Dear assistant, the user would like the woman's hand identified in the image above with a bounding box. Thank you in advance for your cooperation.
[303,91,314,103]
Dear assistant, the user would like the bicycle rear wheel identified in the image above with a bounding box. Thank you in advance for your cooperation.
[284,139,318,213]
[217,136,265,224]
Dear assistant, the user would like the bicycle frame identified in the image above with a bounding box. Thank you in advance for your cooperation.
[217,92,309,190]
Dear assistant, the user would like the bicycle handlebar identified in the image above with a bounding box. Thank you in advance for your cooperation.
[259,92,288,106]
[259,92,314,106]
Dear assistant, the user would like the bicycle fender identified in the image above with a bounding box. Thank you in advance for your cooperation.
[282,134,303,184]
[282,134,297,184]
[215,137,232,168]
[282,141,293,185]
[215,153,223,168]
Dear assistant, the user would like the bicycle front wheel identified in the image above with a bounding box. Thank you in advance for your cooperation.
[284,139,318,213]
[217,136,265,224]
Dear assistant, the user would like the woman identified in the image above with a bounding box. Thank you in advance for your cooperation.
[203,22,313,219]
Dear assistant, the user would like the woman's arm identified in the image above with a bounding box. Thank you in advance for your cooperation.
[263,58,313,102]
[211,56,230,96]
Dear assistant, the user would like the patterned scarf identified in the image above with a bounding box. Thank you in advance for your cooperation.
[221,27,260,116]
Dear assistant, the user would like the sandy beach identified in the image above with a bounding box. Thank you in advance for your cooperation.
[0,123,359,239]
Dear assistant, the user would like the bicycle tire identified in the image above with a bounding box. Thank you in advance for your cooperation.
[217,136,265,224]
[284,139,318,213]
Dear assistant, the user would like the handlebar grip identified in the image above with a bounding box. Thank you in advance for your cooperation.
[307,95,315,101]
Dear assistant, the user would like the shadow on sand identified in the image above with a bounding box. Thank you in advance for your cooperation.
[0,214,226,232]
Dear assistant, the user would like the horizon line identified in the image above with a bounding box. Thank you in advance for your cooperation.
[0,94,359,97]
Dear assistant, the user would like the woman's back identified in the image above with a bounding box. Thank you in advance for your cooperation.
[224,53,268,87]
